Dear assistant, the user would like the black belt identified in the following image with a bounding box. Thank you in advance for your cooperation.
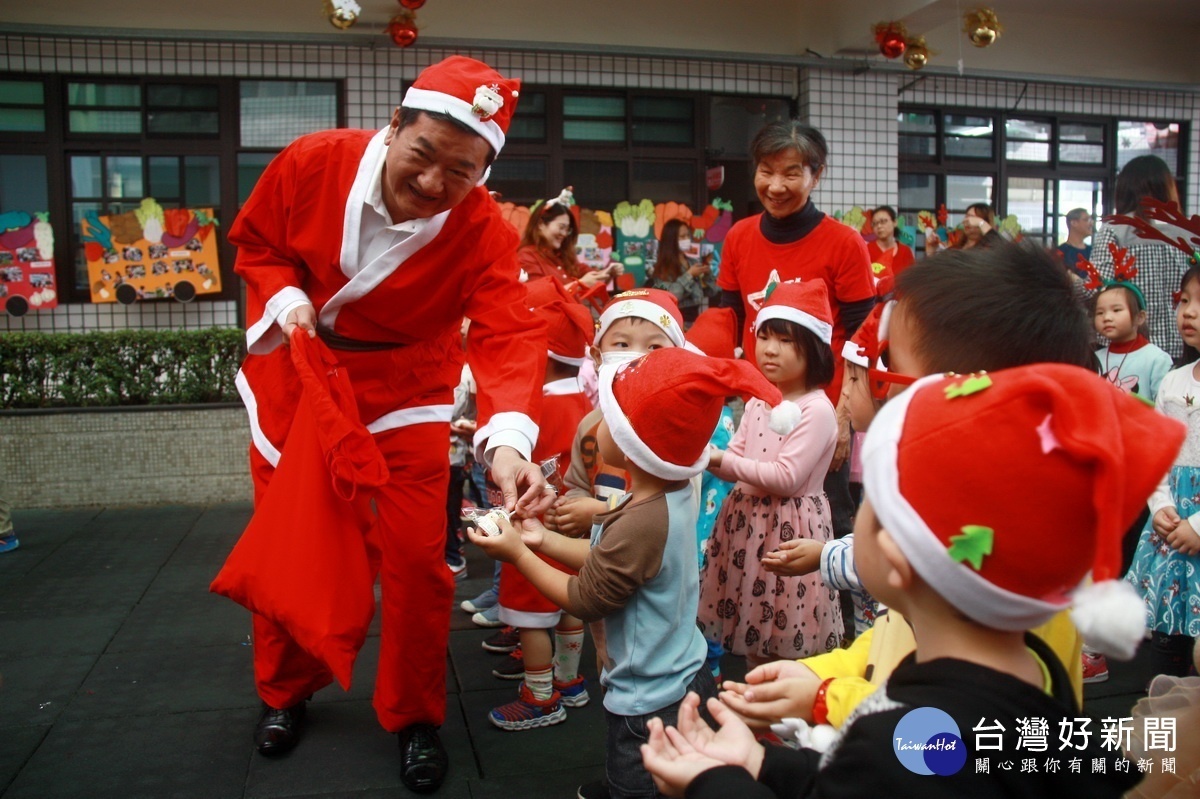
[316,325,408,352]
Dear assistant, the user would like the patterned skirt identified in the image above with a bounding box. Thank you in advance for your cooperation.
[697,488,843,660]
[1127,465,1200,637]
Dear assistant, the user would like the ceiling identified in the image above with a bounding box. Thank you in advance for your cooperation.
[4,0,1198,86]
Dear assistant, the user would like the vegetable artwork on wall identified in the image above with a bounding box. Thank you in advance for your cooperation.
[81,199,220,304]
[0,210,57,317]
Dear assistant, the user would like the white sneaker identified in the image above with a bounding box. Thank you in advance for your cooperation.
[472,609,505,628]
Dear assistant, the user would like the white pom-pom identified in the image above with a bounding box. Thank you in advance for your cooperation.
[770,718,838,753]
[769,400,802,435]
[1071,579,1146,661]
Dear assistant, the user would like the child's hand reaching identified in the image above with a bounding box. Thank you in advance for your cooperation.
[761,539,824,576]
[518,517,547,552]
[718,659,824,727]
[466,512,528,563]
[641,693,765,797]
[1165,517,1200,555]
[549,496,605,537]
[1153,507,1182,537]
[707,446,724,469]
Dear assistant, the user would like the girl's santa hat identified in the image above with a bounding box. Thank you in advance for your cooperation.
[402,55,520,156]
[599,348,786,480]
[752,280,834,345]
[684,307,740,360]
[861,363,1184,660]
[526,277,594,366]
[596,288,686,348]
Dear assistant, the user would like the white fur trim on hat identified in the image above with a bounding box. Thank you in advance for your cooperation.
[841,339,869,369]
[769,400,803,435]
[753,306,833,345]
[597,299,686,348]
[548,350,585,367]
[861,375,1067,631]
[879,300,895,340]
[1070,579,1147,661]
[597,362,708,481]
[402,86,506,154]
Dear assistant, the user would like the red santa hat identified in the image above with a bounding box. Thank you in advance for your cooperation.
[841,301,888,369]
[684,307,740,360]
[402,55,521,155]
[596,289,686,348]
[599,348,783,480]
[861,363,1185,660]
[752,280,834,345]
[526,277,594,366]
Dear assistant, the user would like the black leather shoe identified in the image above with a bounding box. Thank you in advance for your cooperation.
[397,723,448,793]
[254,700,306,756]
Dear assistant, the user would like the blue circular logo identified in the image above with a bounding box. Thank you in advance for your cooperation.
[892,707,967,776]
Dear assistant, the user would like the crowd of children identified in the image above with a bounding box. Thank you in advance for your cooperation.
[440,192,1200,798]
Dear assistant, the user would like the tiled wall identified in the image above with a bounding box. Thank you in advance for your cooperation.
[2,33,1198,337]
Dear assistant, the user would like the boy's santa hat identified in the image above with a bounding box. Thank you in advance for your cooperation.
[752,280,834,345]
[526,277,594,366]
[599,348,786,480]
[841,301,891,369]
[685,307,740,360]
[596,289,685,348]
[861,363,1184,660]
[402,55,520,156]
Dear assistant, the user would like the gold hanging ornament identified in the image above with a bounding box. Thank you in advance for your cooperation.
[963,8,1002,48]
[903,36,930,70]
[323,0,361,29]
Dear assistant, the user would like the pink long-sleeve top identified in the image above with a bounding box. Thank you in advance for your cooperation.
[711,391,837,498]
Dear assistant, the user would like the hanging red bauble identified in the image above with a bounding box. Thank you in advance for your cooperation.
[387,13,418,47]
[399,0,426,8]
[872,22,908,60]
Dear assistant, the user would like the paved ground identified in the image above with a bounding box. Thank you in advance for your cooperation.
[0,504,1161,798]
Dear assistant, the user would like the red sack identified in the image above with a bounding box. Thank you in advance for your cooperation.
[211,331,389,690]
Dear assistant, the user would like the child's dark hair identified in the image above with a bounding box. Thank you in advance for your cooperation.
[894,240,1093,373]
[1093,284,1149,339]
[1178,265,1200,366]
[757,318,835,390]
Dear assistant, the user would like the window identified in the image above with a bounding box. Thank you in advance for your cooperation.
[944,114,994,159]
[1117,120,1182,174]
[508,91,546,143]
[0,154,48,212]
[632,161,695,204]
[239,80,338,148]
[563,159,627,209]
[0,79,46,133]
[487,158,548,206]
[562,95,625,143]
[899,111,937,159]
[1059,122,1104,164]
[709,97,789,159]
[1005,118,1051,162]
[68,81,141,134]
[632,97,693,146]
[147,84,219,136]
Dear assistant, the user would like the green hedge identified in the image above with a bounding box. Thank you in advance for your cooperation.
[0,328,245,408]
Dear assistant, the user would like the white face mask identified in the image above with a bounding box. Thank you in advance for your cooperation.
[600,350,644,367]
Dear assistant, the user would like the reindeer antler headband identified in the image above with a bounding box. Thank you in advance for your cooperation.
[1105,198,1200,267]
[1079,242,1144,310]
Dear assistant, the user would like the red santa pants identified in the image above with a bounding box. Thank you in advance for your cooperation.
[249,420,453,731]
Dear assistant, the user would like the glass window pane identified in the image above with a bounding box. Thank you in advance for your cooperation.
[1117,120,1181,174]
[508,117,546,141]
[68,82,140,106]
[1060,142,1104,164]
[563,96,625,118]
[632,97,692,120]
[899,173,936,210]
[709,97,789,159]
[71,155,103,197]
[516,92,546,114]
[946,136,993,158]
[1056,179,1103,245]
[72,201,103,291]
[632,121,692,146]
[185,156,221,207]
[0,109,45,132]
[0,155,49,213]
[1061,122,1104,142]
[0,79,44,104]
[946,174,993,212]
[107,156,144,199]
[238,152,276,205]
[631,161,695,204]
[1005,118,1051,141]
[486,158,546,205]
[69,110,142,134]
[900,135,936,157]
[239,80,338,148]
[149,156,181,199]
[945,114,993,137]
[563,160,627,210]
[898,111,936,134]
[1005,176,1048,237]
[147,84,219,108]
[563,120,625,142]
[1005,141,1050,161]
[148,110,219,135]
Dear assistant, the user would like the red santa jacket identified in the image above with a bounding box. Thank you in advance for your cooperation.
[230,128,546,465]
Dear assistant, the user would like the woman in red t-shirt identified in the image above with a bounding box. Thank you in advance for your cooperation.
[866,205,914,281]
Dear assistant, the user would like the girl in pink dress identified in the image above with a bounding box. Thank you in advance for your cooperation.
[698,280,843,665]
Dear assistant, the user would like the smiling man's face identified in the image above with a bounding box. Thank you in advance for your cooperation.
[380,109,490,224]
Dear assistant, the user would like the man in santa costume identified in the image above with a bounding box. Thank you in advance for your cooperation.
[229,55,550,793]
